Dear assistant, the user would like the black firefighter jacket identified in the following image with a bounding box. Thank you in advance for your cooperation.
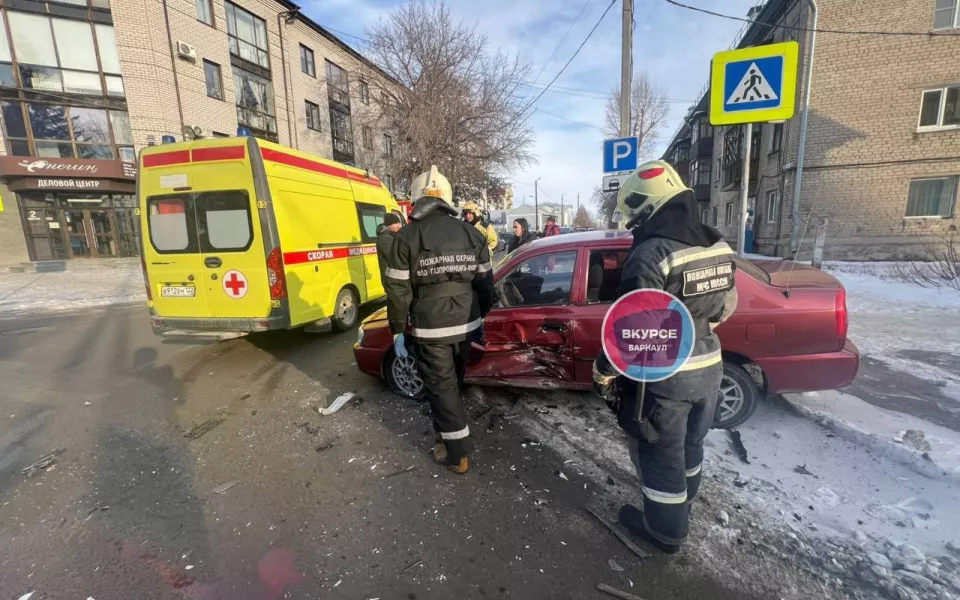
[596,192,739,401]
[384,198,495,344]
[375,224,396,289]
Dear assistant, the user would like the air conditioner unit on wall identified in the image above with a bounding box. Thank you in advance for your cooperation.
[176,41,197,61]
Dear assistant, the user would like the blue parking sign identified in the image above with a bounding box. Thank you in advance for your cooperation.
[603,137,638,174]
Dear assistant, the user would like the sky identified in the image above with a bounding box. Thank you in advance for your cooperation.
[301,0,762,217]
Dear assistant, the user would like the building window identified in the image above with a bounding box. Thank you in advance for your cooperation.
[0,100,133,160]
[299,45,315,77]
[361,125,372,149]
[905,176,958,218]
[305,100,320,131]
[701,208,708,223]
[384,174,393,193]
[770,123,783,152]
[325,60,353,163]
[933,0,959,29]
[765,189,780,223]
[715,156,721,182]
[699,120,712,140]
[5,14,123,98]
[918,86,960,130]
[225,2,269,69]
[676,143,690,162]
[204,60,223,99]
[195,0,214,26]
[383,134,393,158]
[693,158,711,186]
[233,67,277,140]
[359,80,370,104]
[725,202,735,227]
[711,206,719,227]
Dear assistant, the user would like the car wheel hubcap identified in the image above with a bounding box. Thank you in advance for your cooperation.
[338,294,356,324]
[392,355,423,397]
[717,375,745,423]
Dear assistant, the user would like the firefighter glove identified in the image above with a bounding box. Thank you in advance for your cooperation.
[592,360,618,409]
[393,333,408,359]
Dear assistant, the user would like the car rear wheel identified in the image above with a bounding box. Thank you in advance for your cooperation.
[332,287,359,331]
[713,363,760,429]
[384,351,426,400]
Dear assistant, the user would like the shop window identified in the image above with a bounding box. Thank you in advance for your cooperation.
[225,2,269,69]
[3,100,133,160]
[36,141,75,158]
[71,107,111,143]
[110,110,133,145]
[2,101,27,137]
[62,71,102,95]
[0,12,10,63]
[29,103,70,140]
[105,76,124,97]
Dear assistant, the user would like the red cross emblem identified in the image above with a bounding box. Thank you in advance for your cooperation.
[222,270,248,298]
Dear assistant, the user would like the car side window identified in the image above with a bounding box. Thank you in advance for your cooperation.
[497,250,577,308]
[585,248,629,304]
[357,202,386,243]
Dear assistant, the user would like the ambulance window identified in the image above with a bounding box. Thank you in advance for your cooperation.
[147,195,198,253]
[197,191,253,252]
[357,202,385,244]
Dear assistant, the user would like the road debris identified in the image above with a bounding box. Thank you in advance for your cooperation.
[213,480,240,495]
[297,422,320,435]
[717,510,730,527]
[596,583,644,600]
[319,392,358,416]
[521,438,541,448]
[608,558,624,572]
[793,464,815,477]
[557,470,569,481]
[727,430,749,464]
[16,592,34,600]
[534,498,550,508]
[184,418,224,440]
[22,450,65,477]
[383,466,416,479]
[401,559,423,573]
[185,565,194,570]
[584,505,649,559]
[315,441,334,452]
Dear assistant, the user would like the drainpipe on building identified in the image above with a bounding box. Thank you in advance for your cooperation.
[790,0,818,253]
[277,12,297,149]
[161,0,185,130]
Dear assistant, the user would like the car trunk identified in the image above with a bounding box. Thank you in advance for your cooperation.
[751,260,842,289]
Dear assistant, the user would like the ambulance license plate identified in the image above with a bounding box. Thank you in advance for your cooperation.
[161,285,196,297]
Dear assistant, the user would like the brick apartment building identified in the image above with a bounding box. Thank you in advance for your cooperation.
[0,0,399,266]
[662,0,960,260]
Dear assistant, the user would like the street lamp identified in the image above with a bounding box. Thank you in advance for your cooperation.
[534,177,542,231]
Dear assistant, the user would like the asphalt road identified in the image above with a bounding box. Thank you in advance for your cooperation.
[0,304,763,600]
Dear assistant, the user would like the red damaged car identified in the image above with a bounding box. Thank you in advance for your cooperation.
[353,231,859,429]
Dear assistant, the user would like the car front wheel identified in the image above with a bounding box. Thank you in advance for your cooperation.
[713,363,761,429]
[384,351,426,400]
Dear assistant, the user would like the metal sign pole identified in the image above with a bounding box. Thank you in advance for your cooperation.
[737,122,753,257]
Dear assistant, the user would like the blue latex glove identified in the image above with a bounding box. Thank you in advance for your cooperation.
[393,333,408,358]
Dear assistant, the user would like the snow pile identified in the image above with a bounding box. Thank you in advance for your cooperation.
[0,267,145,316]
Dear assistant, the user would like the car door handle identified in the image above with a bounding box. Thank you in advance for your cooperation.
[541,321,566,332]
[204,257,222,268]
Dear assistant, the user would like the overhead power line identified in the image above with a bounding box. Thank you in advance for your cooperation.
[521,0,618,111]
[664,0,960,37]
[529,0,594,85]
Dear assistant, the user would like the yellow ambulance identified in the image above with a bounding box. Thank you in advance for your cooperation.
[138,137,402,334]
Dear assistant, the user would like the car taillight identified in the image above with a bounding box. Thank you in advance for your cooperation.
[267,247,287,300]
[835,287,848,341]
[139,250,152,301]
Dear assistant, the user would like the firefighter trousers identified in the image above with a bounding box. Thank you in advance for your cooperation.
[413,339,474,461]
[625,371,720,547]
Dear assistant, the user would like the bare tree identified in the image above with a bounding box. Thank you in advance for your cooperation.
[357,0,535,193]
[603,70,670,159]
[572,205,594,229]
[593,71,669,225]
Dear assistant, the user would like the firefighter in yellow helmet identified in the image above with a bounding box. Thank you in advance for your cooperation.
[460,200,499,252]
[383,166,495,474]
[593,160,738,553]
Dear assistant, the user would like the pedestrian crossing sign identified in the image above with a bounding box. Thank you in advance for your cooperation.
[709,41,799,126]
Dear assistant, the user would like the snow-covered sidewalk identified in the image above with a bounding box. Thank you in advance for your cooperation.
[0,266,145,317]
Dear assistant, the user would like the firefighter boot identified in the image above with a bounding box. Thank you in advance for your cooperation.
[433,433,447,462]
[433,434,469,474]
[618,504,681,555]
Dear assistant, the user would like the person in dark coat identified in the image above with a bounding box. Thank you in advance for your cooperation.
[376,212,403,288]
[508,218,536,253]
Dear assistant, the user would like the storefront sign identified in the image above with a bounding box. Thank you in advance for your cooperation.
[7,178,134,192]
[0,156,135,180]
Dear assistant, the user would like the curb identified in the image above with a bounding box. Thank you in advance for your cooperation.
[773,393,958,483]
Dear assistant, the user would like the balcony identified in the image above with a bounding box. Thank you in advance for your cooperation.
[696,136,713,158]
[694,183,711,202]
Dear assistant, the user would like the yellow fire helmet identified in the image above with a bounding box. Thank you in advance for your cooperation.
[615,160,690,228]
[409,165,453,207]
[461,200,481,216]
